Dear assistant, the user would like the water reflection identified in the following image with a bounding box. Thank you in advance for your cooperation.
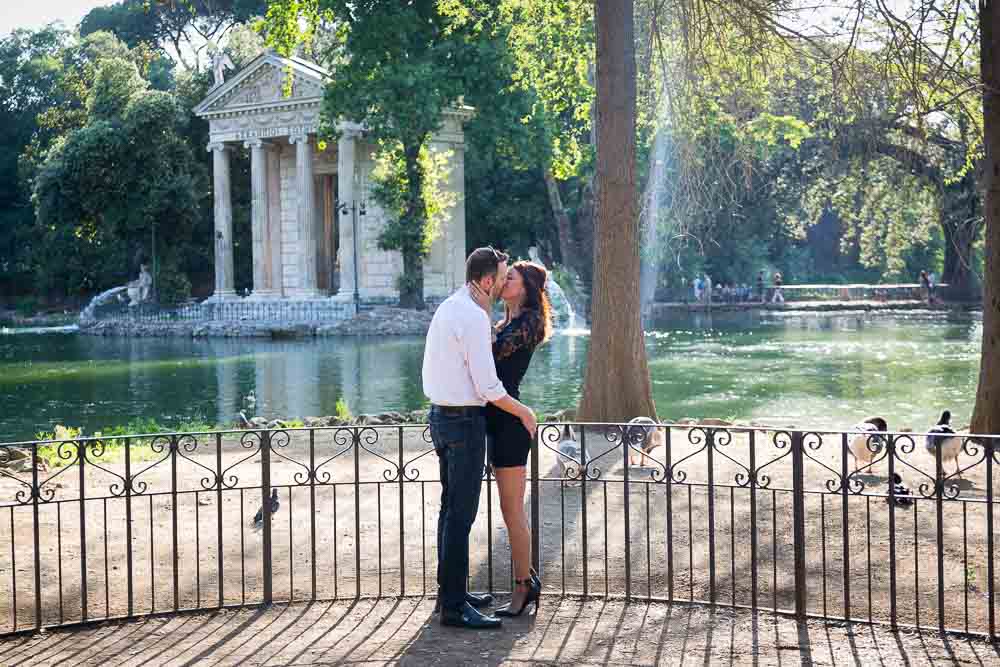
[0,310,984,441]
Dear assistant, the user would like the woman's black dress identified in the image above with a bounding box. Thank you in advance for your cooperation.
[485,311,540,468]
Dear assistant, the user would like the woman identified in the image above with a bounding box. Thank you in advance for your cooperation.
[771,271,784,303]
[485,260,553,616]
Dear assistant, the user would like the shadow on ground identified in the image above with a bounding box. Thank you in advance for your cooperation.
[0,598,998,666]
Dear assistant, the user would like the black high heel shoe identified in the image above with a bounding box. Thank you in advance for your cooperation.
[495,577,541,617]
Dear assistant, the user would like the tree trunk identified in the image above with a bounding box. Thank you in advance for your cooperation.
[544,170,576,266]
[941,174,983,300]
[399,143,426,310]
[577,0,657,423]
[972,0,1000,434]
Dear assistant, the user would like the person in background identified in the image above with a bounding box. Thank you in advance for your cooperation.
[771,272,785,303]
[756,271,766,303]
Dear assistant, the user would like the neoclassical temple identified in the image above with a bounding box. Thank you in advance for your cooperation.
[193,52,471,308]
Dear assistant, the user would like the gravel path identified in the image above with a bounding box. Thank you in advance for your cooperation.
[0,598,997,666]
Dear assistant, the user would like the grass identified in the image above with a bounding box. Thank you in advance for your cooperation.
[28,404,356,469]
[33,417,222,469]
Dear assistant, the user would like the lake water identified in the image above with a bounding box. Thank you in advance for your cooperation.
[0,309,982,442]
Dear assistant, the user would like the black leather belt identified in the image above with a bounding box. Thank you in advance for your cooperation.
[431,404,484,417]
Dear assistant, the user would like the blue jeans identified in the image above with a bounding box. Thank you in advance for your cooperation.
[430,407,486,612]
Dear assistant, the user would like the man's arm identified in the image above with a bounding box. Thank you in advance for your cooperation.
[463,310,537,436]
[491,394,537,437]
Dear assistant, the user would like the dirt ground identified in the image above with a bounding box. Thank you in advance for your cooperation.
[0,424,998,639]
[0,597,997,666]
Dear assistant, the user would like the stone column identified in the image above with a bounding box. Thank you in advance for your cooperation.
[208,142,236,300]
[246,138,272,298]
[291,133,320,298]
[266,145,284,297]
[335,131,357,299]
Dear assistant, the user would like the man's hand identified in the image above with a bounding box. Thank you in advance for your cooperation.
[492,395,536,437]
[519,406,537,438]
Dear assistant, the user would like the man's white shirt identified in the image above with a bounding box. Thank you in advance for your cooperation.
[422,285,508,406]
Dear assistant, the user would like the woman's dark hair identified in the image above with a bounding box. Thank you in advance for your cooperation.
[507,260,553,346]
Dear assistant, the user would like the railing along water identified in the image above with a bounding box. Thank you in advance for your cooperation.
[0,423,996,639]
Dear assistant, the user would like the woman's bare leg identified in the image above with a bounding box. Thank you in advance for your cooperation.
[495,465,531,606]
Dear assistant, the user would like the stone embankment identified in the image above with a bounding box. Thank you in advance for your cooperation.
[79,307,435,338]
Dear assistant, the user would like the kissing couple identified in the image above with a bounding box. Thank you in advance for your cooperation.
[422,246,554,629]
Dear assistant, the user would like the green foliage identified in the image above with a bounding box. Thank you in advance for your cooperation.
[32,54,205,297]
[335,398,352,422]
[156,259,193,305]
[34,418,220,468]
[371,143,456,256]
[80,1,162,49]
[87,57,147,120]
[497,0,595,179]
[82,0,269,71]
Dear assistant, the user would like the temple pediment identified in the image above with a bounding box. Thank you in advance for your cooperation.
[194,52,328,119]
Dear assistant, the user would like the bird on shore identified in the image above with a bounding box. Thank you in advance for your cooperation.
[558,424,581,480]
[252,488,279,530]
[848,417,888,473]
[626,416,666,467]
[886,473,913,506]
[925,410,963,477]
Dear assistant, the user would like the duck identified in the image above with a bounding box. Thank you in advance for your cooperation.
[925,410,963,477]
[848,417,888,473]
[558,424,581,479]
[626,416,666,466]
[886,472,913,506]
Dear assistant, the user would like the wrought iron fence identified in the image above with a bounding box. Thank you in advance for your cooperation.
[0,423,996,639]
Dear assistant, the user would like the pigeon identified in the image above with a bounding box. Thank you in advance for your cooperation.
[557,425,581,479]
[925,410,962,477]
[848,417,888,473]
[886,473,913,506]
[252,488,279,530]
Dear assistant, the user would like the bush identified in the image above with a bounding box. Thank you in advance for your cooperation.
[156,265,191,305]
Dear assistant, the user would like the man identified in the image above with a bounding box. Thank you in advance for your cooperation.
[422,247,538,630]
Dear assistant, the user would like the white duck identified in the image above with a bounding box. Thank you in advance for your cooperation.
[848,417,888,473]
[925,410,963,477]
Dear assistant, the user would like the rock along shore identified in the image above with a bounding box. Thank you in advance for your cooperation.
[79,306,435,338]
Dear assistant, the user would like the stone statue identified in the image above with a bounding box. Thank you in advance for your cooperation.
[126,264,153,306]
[210,51,235,89]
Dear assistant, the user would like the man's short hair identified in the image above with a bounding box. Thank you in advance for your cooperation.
[466,246,509,283]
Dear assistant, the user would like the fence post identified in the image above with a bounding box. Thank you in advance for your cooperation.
[622,424,631,600]
[261,430,273,605]
[32,444,42,631]
[791,430,807,620]
[988,439,995,639]
[530,424,540,575]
